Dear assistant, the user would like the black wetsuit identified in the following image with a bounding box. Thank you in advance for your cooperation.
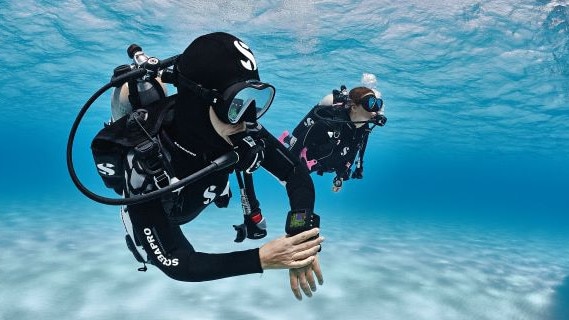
[114,95,314,282]
[289,105,370,179]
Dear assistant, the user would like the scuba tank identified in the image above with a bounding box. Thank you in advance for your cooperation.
[110,44,168,122]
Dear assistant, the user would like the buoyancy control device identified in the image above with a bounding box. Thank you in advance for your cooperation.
[66,44,238,206]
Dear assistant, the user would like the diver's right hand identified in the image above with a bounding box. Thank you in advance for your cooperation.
[289,255,324,300]
[259,228,323,270]
[230,132,265,173]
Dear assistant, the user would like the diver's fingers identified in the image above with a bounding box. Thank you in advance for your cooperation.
[297,269,313,298]
[312,256,324,285]
[288,228,320,245]
[289,269,303,300]
[293,235,324,251]
[292,242,323,261]
[287,255,315,269]
[305,266,317,292]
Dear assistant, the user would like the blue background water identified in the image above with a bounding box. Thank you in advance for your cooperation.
[1,1,568,319]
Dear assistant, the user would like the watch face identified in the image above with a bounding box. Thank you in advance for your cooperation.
[289,211,307,228]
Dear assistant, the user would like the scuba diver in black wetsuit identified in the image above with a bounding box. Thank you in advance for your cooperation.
[71,32,323,300]
[279,83,387,192]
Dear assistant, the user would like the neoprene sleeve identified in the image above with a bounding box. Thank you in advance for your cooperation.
[128,199,263,281]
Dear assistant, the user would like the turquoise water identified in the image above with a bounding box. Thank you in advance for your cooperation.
[1,1,568,319]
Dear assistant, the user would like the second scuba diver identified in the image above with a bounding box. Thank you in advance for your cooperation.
[279,79,387,192]
[88,32,324,300]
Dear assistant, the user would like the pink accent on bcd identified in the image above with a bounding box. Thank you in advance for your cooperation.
[300,147,318,170]
[278,130,289,145]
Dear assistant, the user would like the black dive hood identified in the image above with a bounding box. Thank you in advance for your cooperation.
[66,45,238,206]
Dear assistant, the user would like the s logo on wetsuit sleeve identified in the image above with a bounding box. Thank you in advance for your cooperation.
[97,162,116,176]
[203,185,217,204]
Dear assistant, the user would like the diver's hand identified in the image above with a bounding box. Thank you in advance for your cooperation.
[289,255,323,300]
[230,133,265,173]
[259,228,323,270]
[233,210,267,243]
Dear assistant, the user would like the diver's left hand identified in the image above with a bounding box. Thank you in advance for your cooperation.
[231,133,265,173]
[289,255,323,300]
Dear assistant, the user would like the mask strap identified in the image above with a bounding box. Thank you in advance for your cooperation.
[175,67,221,105]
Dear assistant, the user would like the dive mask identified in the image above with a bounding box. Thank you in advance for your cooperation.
[222,80,275,124]
[177,70,275,124]
[357,93,383,113]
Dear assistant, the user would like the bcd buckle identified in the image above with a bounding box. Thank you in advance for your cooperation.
[153,170,171,189]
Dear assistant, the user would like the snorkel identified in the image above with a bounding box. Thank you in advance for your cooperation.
[66,44,238,205]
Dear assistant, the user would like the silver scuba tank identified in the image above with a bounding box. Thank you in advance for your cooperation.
[111,79,167,121]
[110,45,168,122]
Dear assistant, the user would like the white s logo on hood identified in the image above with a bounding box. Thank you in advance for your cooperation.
[234,40,257,71]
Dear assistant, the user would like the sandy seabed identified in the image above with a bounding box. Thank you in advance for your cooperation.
[1,204,568,320]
